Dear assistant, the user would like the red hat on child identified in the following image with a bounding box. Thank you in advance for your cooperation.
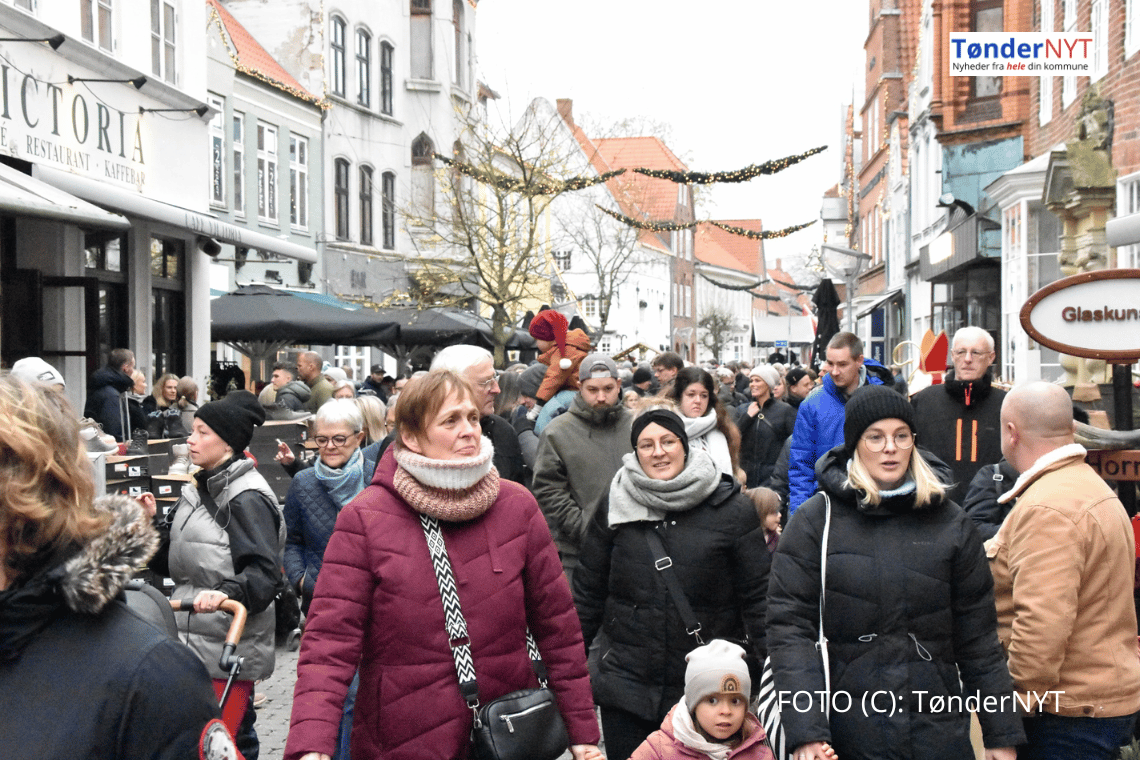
[529,310,572,370]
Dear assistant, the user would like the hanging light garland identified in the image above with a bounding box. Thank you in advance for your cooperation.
[709,219,817,240]
[632,146,827,185]
[595,205,698,232]
[435,153,626,195]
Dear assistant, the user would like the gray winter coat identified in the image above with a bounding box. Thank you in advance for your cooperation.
[169,458,285,681]
[531,395,633,568]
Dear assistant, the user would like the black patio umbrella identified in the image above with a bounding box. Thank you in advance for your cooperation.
[809,278,841,370]
[211,285,399,357]
[357,307,535,350]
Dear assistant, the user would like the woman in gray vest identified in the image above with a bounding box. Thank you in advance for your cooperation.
[151,390,284,760]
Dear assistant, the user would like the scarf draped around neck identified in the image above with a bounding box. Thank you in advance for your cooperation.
[393,437,500,521]
[608,447,720,527]
[315,447,366,509]
[683,410,733,476]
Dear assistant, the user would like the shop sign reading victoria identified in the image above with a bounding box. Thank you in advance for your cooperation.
[1020,268,1140,361]
[0,63,147,190]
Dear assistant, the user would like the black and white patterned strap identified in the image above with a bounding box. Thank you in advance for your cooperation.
[420,513,548,713]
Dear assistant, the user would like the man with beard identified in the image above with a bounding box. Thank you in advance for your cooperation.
[532,354,633,583]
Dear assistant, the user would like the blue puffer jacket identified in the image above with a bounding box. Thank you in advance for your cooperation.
[283,445,379,596]
[787,359,894,513]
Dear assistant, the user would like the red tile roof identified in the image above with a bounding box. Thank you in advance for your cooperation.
[207,0,323,106]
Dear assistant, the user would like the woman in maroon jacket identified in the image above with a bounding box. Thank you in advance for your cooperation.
[286,369,601,760]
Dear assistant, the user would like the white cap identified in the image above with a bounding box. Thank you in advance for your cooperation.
[748,364,780,393]
[11,357,65,388]
[684,639,751,706]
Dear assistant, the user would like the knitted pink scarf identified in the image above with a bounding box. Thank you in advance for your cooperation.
[393,439,500,522]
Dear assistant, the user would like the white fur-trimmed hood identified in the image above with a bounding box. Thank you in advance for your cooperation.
[996,443,1087,505]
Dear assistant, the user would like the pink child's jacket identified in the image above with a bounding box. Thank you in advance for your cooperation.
[629,705,775,760]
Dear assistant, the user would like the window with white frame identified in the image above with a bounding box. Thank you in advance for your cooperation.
[208,95,225,207]
[290,135,308,229]
[1062,0,1077,107]
[973,0,1003,97]
[411,0,433,80]
[330,15,346,97]
[1040,0,1054,124]
[360,166,374,246]
[1117,173,1140,269]
[356,28,371,107]
[1091,0,1108,81]
[12,0,34,11]
[334,345,367,384]
[1128,0,1140,58]
[598,335,612,354]
[684,283,692,318]
[81,0,113,51]
[582,298,598,319]
[381,171,396,249]
[151,0,176,83]
[232,112,245,216]
[411,133,435,215]
[380,41,394,115]
[335,158,350,241]
[453,0,464,87]
[553,250,571,271]
[256,123,278,223]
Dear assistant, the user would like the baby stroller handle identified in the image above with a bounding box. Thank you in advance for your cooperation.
[169,598,249,671]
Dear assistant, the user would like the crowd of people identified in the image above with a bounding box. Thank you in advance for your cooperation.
[4,315,1140,760]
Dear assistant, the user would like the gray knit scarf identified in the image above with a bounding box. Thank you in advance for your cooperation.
[607,447,720,527]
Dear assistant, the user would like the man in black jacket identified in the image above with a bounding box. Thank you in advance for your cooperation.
[911,326,1005,504]
[83,347,136,442]
[430,345,526,484]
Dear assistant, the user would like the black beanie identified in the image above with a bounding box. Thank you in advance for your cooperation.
[632,367,652,384]
[843,385,915,454]
[195,389,265,455]
[631,408,690,460]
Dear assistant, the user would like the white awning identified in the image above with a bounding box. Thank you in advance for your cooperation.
[34,165,317,263]
[753,314,815,344]
[0,161,129,229]
[856,287,903,318]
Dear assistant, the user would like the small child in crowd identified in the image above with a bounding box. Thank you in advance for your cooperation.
[745,487,782,553]
[526,309,592,420]
[630,639,773,760]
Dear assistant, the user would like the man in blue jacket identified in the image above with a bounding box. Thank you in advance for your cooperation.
[787,332,895,512]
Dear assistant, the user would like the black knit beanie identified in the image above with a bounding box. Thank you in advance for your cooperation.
[194,389,265,455]
[843,385,915,454]
[631,408,690,460]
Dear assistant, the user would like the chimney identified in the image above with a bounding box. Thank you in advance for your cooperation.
[557,98,574,126]
[776,258,782,271]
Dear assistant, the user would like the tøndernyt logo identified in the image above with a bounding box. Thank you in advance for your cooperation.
[949,32,1093,76]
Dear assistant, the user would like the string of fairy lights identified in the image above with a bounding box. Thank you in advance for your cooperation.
[435,153,626,196]
[596,206,816,241]
[632,146,827,184]
[435,145,826,242]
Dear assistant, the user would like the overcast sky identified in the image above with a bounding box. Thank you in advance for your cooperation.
[475,0,870,272]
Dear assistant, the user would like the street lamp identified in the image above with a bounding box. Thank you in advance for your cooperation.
[821,244,872,332]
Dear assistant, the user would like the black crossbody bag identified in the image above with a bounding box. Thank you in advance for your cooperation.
[419,513,569,760]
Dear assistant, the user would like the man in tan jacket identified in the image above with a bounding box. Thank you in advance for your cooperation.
[989,382,1140,759]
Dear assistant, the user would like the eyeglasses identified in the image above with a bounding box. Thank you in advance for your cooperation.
[475,375,499,390]
[313,434,356,448]
[861,432,915,452]
[952,349,992,360]
[637,437,682,455]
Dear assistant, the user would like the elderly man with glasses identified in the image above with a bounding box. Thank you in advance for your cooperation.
[429,344,526,485]
[910,326,1006,504]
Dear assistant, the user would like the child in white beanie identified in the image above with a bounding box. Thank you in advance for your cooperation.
[629,639,774,760]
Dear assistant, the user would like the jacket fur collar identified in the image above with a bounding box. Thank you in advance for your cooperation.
[997,443,1087,505]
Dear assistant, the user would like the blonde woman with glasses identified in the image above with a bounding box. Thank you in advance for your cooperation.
[766,385,1023,760]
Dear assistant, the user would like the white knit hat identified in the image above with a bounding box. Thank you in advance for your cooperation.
[748,364,780,394]
[684,639,751,707]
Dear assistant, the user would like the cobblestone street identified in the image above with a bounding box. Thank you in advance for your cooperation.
[252,643,300,759]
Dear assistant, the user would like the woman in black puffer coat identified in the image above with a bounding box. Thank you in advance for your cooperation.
[767,386,1024,760]
[574,405,770,760]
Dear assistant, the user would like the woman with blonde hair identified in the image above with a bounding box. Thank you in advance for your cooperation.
[0,376,231,757]
[144,372,179,414]
[176,375,200,432]
[766,385,1023,760]
[354,394,388,444]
